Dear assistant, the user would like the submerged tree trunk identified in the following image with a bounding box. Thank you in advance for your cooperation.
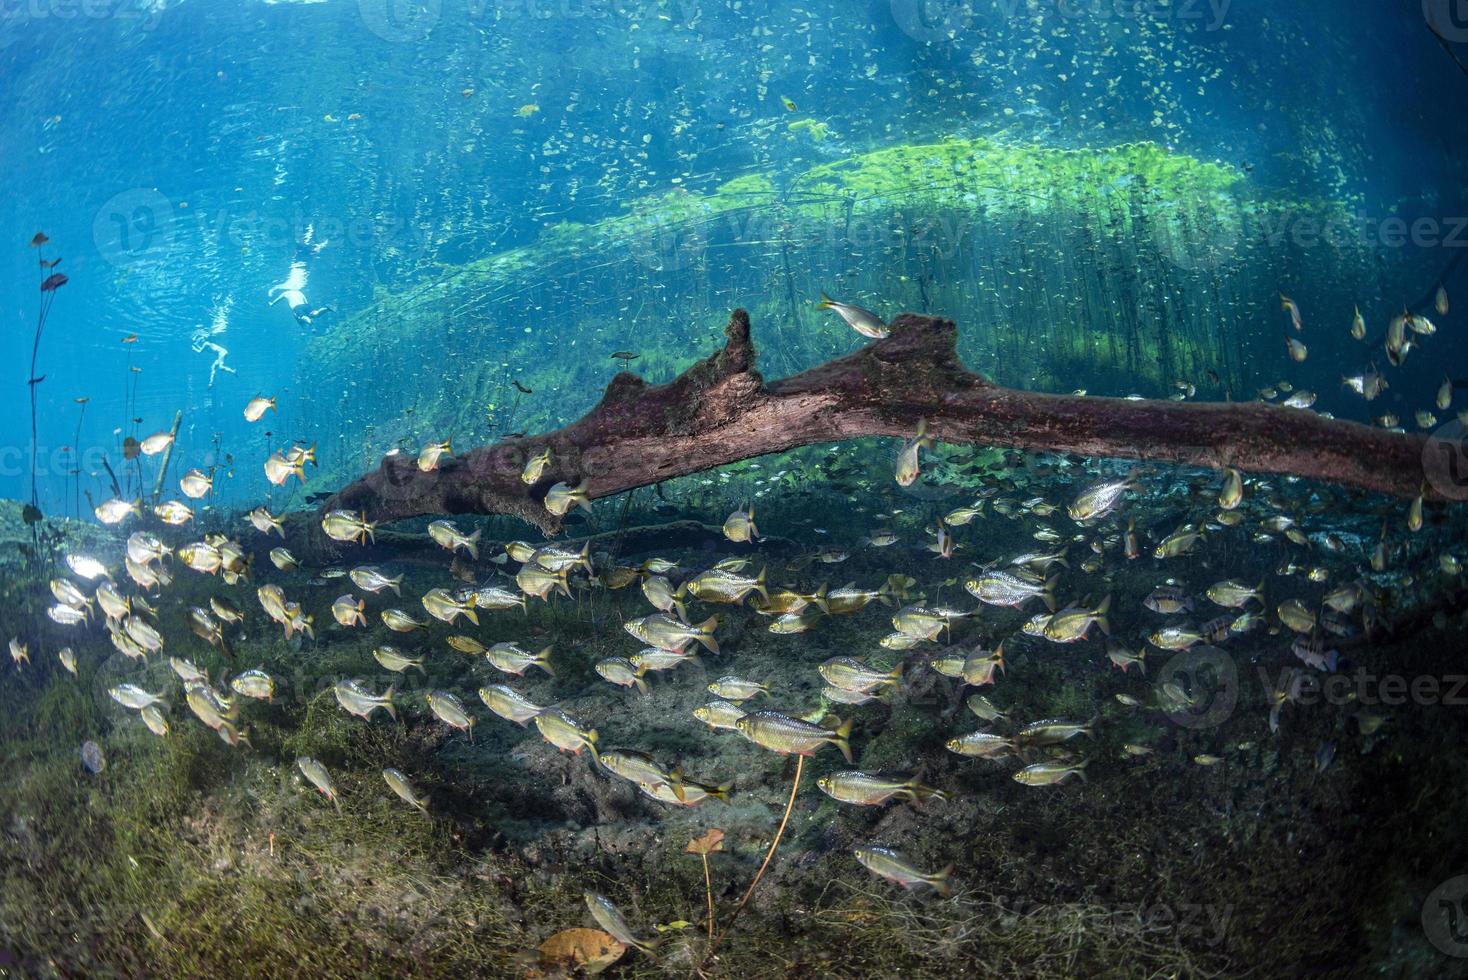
[325,309,1439,535]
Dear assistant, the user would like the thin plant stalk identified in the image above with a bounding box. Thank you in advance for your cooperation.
[706,754,804,959]
[70,400,86,518]
[26,235,65,546]
[701,852,714,943]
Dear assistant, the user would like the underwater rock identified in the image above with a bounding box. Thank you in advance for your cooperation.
[79,740,104,774]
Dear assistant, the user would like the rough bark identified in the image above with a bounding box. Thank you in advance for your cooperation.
[325,309,1439,535]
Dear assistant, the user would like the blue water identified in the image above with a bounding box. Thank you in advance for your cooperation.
[1,0,1466,510]
[9,6,1468,975]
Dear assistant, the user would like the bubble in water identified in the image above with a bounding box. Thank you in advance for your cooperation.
[80,740,105,775]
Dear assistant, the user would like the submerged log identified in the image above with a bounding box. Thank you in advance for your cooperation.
[325,309,1440,535]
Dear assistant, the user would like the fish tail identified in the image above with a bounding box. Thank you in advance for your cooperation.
[384,685,398,722]
[536,647,556,677]
[668,768,688,803]
[816,290,834,310]
[710,783,732,803]
[832,717,854,764]
[672,599,688,624]
[464,608,480,627]
[811,583,830,614]
[909,776,945,803]
[388,576,403,597]
[1041,574,1059,613]
[464,529,481,561]
[1094,594,1112,636]
[927,865,955,898]
[754,567,769,601]
[696,616,720,655]
[634,675,649,696]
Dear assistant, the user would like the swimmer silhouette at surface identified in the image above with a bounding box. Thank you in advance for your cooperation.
[268,225,334,327]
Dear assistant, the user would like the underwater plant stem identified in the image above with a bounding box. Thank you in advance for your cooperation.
[71,402,86,518]
[328,309,1444,535]
[152,410,183,504]
[100,454,123,498]
[707,754,803,960]
[28,256,56,517]
[702,853,714,942]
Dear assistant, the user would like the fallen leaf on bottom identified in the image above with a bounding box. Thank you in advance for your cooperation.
[537,927,627,975]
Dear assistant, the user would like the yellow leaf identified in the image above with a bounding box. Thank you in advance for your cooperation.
[687,827,725,855]
[537,928,627,975]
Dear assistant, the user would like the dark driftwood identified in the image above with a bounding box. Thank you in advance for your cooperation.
[325,310,1438,534]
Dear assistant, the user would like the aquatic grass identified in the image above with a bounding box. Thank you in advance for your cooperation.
[23,672,103,747]
[2,505,1465,976]
[808,880,1230,979]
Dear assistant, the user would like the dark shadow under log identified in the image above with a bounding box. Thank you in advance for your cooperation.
[325,310,1441,535]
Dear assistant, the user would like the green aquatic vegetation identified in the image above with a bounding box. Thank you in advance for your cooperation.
[787,118,832,142]
[790,137,1242,212]
[24,672,101,746]
[0,538,1461,977]
[300,132,1364,490]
